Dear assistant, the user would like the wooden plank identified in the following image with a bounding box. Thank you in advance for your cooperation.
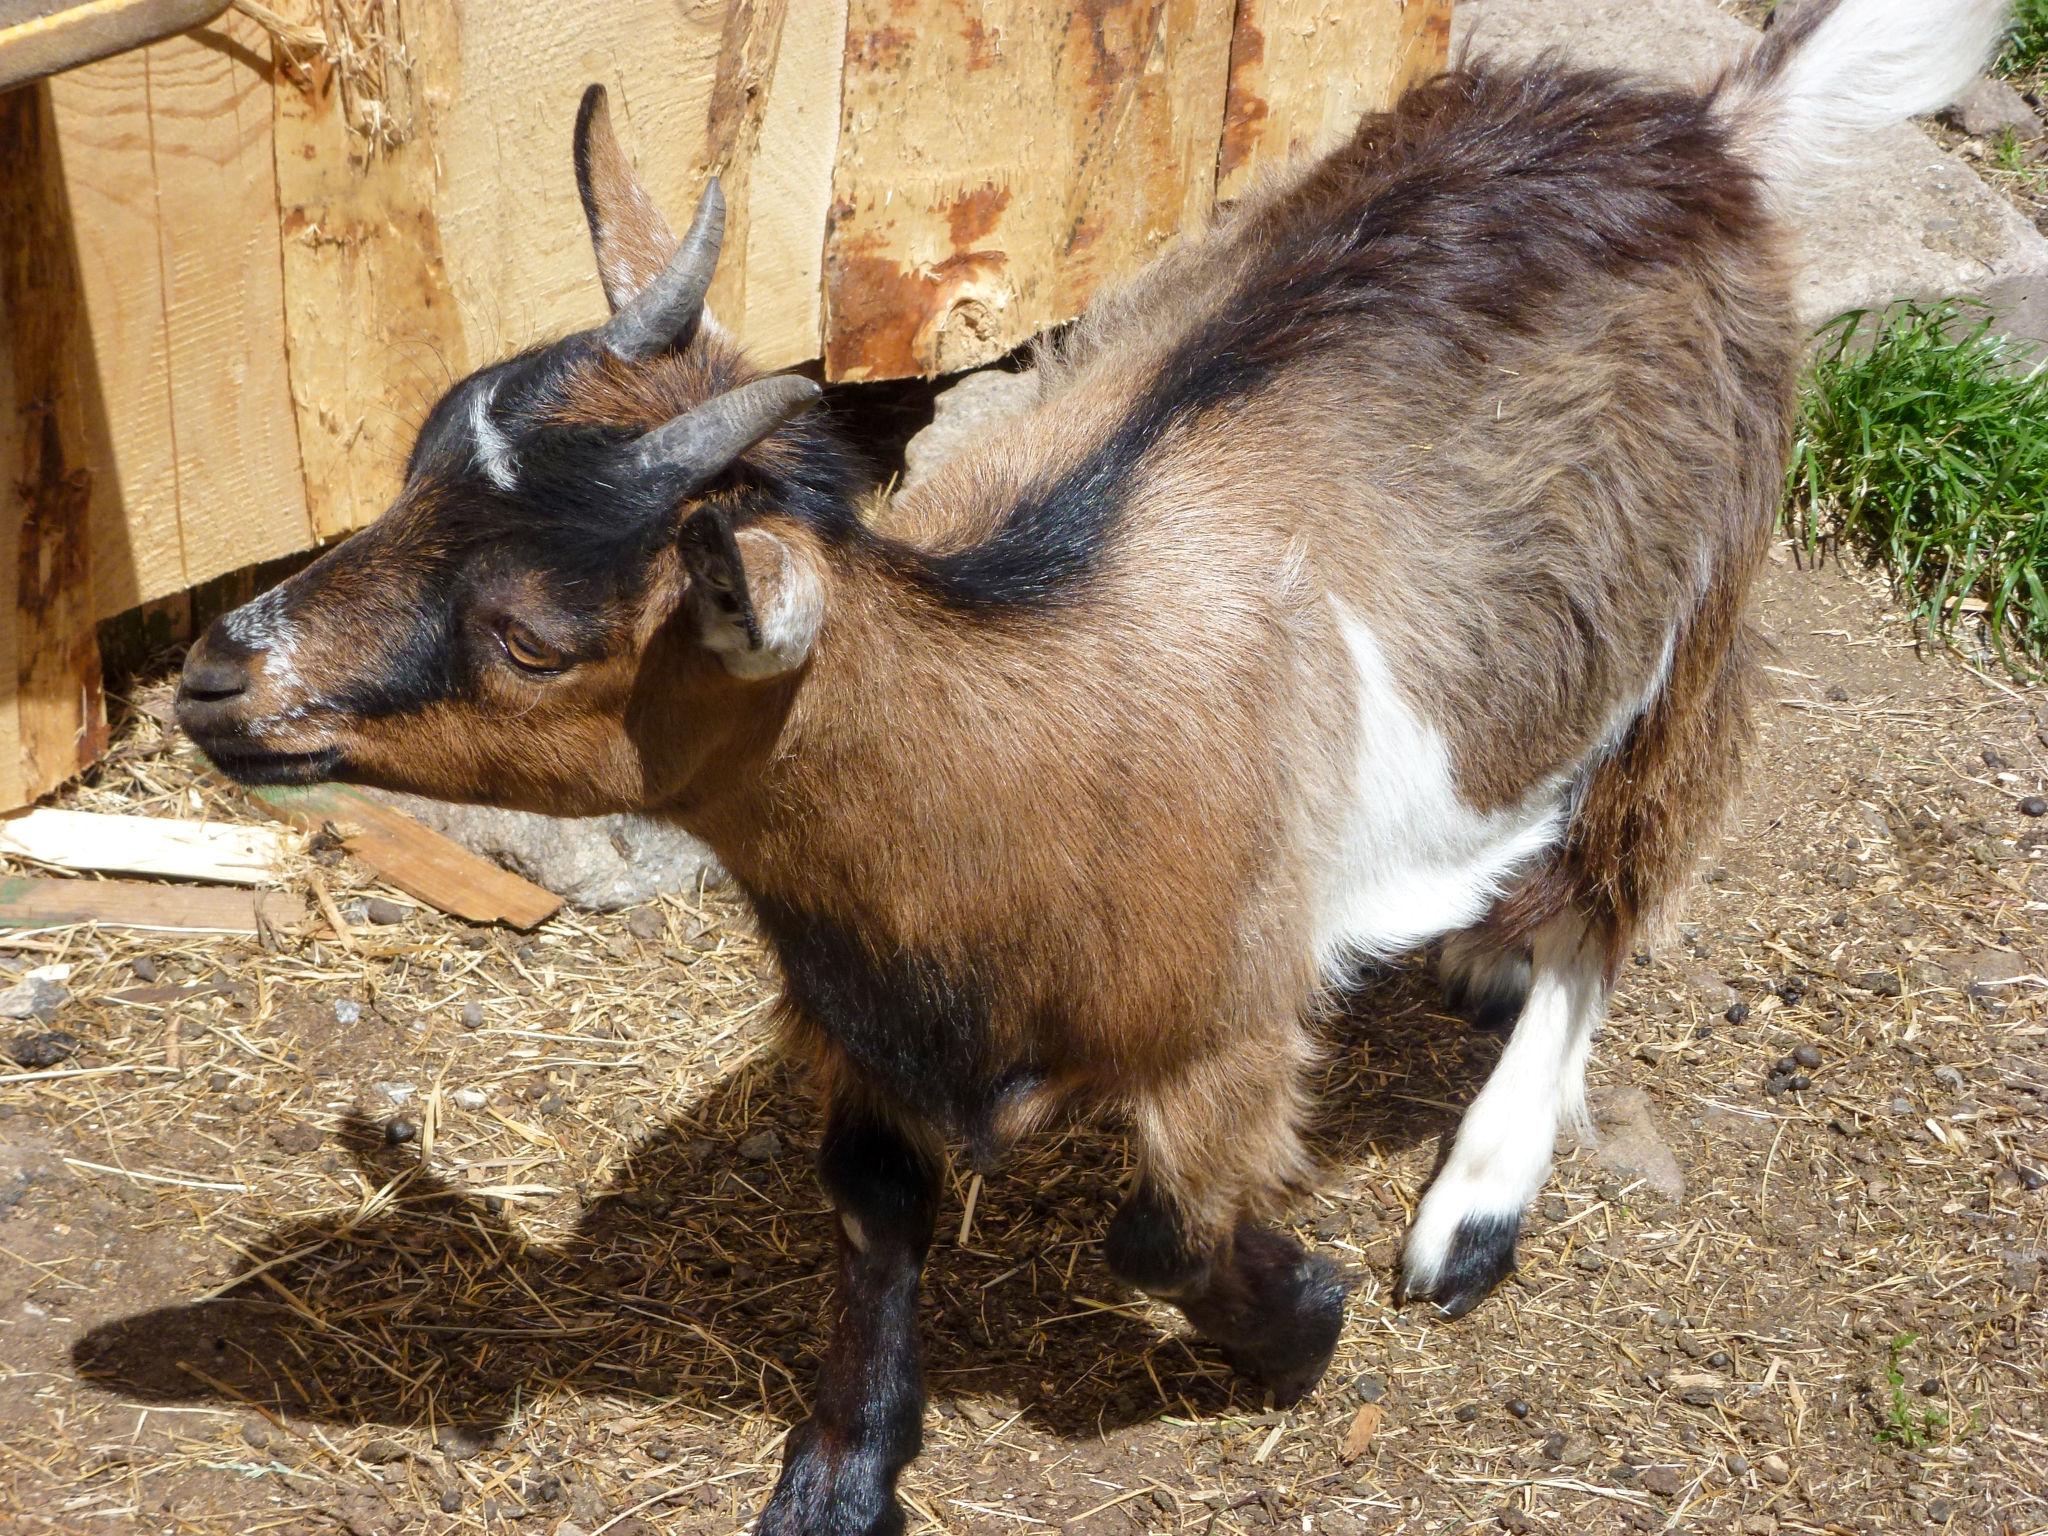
[47,11,313,615]
[270,0,469,541]
[428,0,728,373]
[823,0,1237,382]
[0,807,296,883]
[0,873,308,932]
[1217,0,1452,199]
[0,81,109,806]
[0,0,227,92]
[241,781,561,929]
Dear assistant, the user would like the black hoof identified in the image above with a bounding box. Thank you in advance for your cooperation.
[1399,1212,1520,1319]
[1193,1232,1351,1407]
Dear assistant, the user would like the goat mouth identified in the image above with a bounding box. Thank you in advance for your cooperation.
[196,742,344,786]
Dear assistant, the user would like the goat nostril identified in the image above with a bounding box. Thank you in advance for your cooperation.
[178,656,252,705]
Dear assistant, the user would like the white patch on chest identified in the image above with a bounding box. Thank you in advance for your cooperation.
[1308,601,1567,974]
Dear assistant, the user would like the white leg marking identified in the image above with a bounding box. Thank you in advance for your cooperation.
[1403,920,1607,1295]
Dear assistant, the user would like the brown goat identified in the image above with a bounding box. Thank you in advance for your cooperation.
[176,4,2004,1530]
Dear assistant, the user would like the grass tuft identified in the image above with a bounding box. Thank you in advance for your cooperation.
[1998,0,2048,89]
[1786,299,2048,673]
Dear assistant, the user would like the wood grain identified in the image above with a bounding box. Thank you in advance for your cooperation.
[0,873,309,933]
[241,781,561,929]
[823,0,1236,382]
[1218,0,1451,200]
[0,82,110,807]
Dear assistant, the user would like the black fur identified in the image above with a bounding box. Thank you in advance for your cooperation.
[1108,1186,1350,1407]
[760,1104,938,1536]
[748,896,1015,1140]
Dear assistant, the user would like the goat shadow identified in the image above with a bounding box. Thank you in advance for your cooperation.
[71,962,1495,1448]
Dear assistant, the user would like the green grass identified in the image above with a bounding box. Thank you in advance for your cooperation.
[1997,0,2048,88]
[1786,299,2048,673]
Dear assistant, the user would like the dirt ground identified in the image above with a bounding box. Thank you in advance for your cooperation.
[0,548,2042,1536]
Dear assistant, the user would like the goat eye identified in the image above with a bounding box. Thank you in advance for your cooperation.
[499,622,567,675]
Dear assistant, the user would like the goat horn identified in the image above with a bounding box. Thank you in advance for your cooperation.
[631,374,823,492]
[600,177,725,361]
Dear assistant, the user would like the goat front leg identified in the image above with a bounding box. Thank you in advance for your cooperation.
[759,1100,940,1536]
[1110,1039,1349,1406]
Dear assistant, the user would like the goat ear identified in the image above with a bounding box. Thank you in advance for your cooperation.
[574,84,678,311]
[679,509,823,679]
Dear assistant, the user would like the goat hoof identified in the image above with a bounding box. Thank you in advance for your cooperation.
[1218,1248,1350,1407]
[1398,1211,1519,1319]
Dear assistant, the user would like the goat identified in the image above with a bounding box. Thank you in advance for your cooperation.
[176,2,2005,1530]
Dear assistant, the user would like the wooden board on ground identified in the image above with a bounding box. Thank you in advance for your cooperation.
[0,807,296,884]
[240,782,561,930]
[0,874,308,933]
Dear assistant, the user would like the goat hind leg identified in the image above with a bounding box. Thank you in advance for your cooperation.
[1401,917,1607,1318]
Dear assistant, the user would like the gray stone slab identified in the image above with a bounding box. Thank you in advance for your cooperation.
[1455,0,2048,342]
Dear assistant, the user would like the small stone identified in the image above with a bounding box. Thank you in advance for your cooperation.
[1641,1468,1682,1497]
[1726,1453,1748,1476]
[130,956,160,983]
[451,1088,486,1110]
[358,1437,408,1464]
[364,897,410,925]
[1573,1249,1608,1273]
[1792,1044,1822,1069]
[267,1119,322,1155]
[459,1002,485,1030]
[332,999,362,1026]
[6,1030,80,1069]
[1552,1432,1598,1467]
[627,907,666,941]
[1757,1453,1790,1485]
[0,973,68,1022]
[737,1129,782,1163]
[1651,1309,1677,1329]
[434,1424,492,1459]
[1934,1065,1966,1092]
[1707,1351,1730,1369]
[1926,1497,1955,1522]
[644,1436,678,1462]
[1351,1374,1387,1405]
[1859,971,1902,997]
[1725,1001,1750,1025]
[1498,1511,1541,1535]
[2022,796,2048,818]
[438,1489,463,1514]
[1947,76,2044,139]
[384,1117,417,1146]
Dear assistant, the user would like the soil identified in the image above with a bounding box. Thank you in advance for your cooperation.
[0,550,2042,1536]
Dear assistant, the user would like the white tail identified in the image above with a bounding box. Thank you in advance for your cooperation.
[1714,0,2011,193]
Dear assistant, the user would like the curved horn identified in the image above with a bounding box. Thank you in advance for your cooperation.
[631,375,823,494]
[599,177,725,361]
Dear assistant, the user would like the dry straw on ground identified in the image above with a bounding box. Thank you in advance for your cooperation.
[0,553,2042,1535]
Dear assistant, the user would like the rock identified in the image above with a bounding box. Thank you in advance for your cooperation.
[1757,1453,1791,1486]
[0,967,69,1022]
[1671,1372,1723,1406]
[332,999,362,1026]
[1640,1467,1683,1496]
[266,1119,322,1155]
[363,897,410,925]
[130,955,160,984]
[1453,0,2048,345]
[900,367,1042,490]
[365,789,722,912]
[1550,1432,1598,1467]
[358,1437,409,1464]
[1351,1374,1387,1405]
[5,1029,80,1069]
[626,907,666,942]
[1584,1085,1685,1200]
[1946,77,2043,141]
[451,1088,486,1111]
[459,1002,486,1030]
[737,1129,783,1163]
